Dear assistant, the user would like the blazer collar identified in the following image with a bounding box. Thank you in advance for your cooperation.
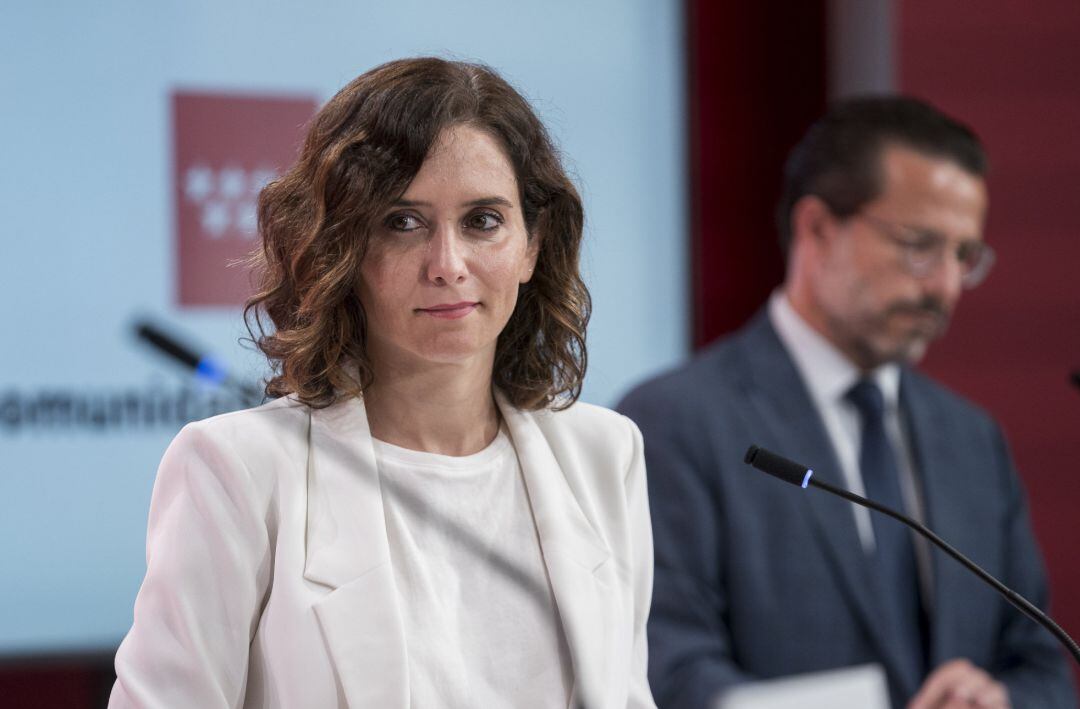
[305,396,388,587]
[496,392,617,709]
[736,311,922,697]
[304,397,409,708]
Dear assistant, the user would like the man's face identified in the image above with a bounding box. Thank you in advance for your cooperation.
[810,144,989,369]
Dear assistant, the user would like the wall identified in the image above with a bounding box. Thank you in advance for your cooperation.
[688,1,828,347]
[0,1,686,703]
[900,0,1080,671]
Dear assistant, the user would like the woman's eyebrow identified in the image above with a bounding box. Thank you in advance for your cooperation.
[463,196,514,208]
[389,196,515,209]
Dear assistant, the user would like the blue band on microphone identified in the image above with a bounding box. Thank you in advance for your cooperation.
[801,469,813,489]
[195,356,228,386]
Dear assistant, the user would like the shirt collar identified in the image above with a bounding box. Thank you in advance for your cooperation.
[767,290,900,411]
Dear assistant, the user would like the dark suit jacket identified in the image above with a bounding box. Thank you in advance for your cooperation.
[618,311,1075,709]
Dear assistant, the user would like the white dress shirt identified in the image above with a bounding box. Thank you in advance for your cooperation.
[768,292,931,601]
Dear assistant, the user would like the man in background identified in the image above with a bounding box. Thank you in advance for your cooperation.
[619,97,1076,709]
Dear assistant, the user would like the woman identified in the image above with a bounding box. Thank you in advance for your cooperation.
[110,58,654,709]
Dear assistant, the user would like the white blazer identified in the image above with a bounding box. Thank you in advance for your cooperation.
[109,392,655,709]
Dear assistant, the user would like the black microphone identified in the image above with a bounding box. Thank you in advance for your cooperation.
[135,321,202,370]
[743,444,1080,666]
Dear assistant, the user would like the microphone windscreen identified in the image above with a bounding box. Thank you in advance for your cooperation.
[744,445,813,488]
[135,321,202,369]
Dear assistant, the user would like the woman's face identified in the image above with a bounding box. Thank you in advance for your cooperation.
[357,123,538,373]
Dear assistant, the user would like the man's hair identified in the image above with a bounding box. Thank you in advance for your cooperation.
[245,57,590,411]
[776,95,987,255]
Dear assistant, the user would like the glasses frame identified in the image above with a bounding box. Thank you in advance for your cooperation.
[852,212,995,290]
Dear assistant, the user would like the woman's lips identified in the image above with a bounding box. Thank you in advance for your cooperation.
[417,302,479,320]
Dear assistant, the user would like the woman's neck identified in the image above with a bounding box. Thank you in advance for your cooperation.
[362,353,501,457]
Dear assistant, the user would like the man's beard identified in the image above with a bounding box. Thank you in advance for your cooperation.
[842,296,952,368]
[872,296,951,365]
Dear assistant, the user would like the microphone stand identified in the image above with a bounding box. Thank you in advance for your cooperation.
[744,444,1080,667]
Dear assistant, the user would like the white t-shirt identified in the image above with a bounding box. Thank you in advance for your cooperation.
[373,428,573,708]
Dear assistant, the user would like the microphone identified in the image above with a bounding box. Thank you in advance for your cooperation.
[134,319,262,404]
[743,444,1080,666]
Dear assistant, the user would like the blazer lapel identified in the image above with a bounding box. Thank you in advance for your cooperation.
[497,394,617,709]
[737,313,921,696]
[304,398,409,709]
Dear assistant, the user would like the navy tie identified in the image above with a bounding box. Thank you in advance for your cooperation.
[847,379,926,686]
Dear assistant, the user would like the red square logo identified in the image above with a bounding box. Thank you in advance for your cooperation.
[173,91,317,307]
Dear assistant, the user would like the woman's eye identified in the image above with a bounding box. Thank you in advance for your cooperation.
[386,213,423,232]
[466,211,502,232]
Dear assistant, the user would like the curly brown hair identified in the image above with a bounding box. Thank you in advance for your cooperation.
[245,57,590,411]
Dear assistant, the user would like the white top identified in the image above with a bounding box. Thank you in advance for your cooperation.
[767,292,928,579]
[373,428,574,709]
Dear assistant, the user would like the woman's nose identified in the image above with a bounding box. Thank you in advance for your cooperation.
[425,225,468,285]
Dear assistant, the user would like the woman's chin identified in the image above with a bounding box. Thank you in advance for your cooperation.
[408,337,495,368]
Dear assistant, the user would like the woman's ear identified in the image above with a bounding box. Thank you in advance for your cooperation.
[520,232,541,284]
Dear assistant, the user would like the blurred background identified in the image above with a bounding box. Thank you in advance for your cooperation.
[1,1,1077,706]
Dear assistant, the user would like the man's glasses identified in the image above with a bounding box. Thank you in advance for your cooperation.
[854,213,995,289]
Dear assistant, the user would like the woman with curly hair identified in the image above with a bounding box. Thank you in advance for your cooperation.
[110,58,655,709]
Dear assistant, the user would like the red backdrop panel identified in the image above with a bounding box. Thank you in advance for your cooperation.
[174,92,316,307]
[899,0,1080,662]
[688,1,828,347]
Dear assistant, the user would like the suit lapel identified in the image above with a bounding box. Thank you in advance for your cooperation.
[497,394,617,709]
[737,313,920,696]
[304,398,409,709]
[900,373,968,669]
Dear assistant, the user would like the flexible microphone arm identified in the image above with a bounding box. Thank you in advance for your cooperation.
[743,444,1080,666]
